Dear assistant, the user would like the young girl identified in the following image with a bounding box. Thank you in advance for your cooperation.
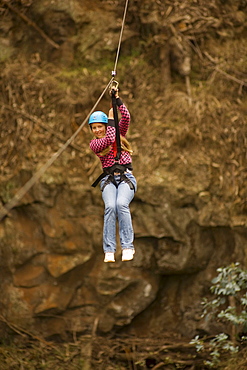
[89,89,137,262]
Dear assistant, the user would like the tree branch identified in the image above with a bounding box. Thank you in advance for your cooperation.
[3,104,84,153]
[0,314,55,347]
[204,52,247,87]
[3,1,60,49]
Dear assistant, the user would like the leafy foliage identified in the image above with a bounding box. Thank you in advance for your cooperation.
[191,333,239,368]
[202,263,247,330]
[191,263,247,368]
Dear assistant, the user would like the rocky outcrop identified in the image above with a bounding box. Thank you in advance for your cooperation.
[1,154,246,339]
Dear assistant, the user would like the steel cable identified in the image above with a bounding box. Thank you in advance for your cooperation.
[112,0,129,76]
[0,0,129,220]
[0,79,114,220]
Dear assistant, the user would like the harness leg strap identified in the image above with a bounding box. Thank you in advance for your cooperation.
[120,174,135,191]
[101,174,118,192]
[101,173,135,192]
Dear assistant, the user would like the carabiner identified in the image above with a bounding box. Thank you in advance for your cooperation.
[110,80,119,90]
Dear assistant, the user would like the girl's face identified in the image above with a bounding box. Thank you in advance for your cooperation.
[91,123,106,138]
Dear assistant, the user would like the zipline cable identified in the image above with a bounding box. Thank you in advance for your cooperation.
[0,0,129,221]
[112,0,129,76]
[0,78,114,221]
[111,0,129,159]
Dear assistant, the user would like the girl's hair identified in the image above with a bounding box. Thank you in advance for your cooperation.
[99,135,133,156]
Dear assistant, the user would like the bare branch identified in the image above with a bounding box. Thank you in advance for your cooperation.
[3,1,60,49]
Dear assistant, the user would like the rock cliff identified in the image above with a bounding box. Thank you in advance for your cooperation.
[0,0,246,340]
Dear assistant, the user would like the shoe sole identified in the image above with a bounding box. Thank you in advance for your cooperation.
[122,258,133,261]
[122,255,134,262]
[104,259,115,263]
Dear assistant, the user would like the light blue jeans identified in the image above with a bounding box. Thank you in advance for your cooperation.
[100,173,137,253]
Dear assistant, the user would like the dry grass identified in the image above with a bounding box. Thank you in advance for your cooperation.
[0,333,246,369]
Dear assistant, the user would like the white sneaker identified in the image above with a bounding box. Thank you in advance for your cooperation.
[104,252,115,263]
[122,249,135,262]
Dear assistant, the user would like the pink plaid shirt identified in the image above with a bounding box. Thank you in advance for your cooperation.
[90,104,132,169]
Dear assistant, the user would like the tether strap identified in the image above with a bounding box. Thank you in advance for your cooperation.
[91,172,106,188]
[111,90,121,161]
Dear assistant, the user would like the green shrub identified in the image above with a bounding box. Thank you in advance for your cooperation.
[191,262,247,368]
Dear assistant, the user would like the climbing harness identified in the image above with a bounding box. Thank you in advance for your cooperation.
[91,163,134,191]
[91,81,135,192]
[0,0,130,221]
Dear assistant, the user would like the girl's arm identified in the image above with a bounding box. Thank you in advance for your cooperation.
[90,125,115,154]
[117,100,130,137]
[109,87,130,137]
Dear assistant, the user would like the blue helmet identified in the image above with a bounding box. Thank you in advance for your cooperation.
[88,111,108,125]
